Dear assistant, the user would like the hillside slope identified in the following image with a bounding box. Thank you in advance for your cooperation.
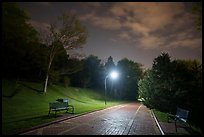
[2,80,123,135]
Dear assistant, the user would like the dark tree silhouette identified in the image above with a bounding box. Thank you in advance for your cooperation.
[41,12,88,93]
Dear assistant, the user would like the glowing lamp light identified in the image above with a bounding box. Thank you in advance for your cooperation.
[104,70,120,106]
[110,71,119,80]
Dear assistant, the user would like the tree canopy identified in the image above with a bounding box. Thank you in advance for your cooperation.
[192,2,202,30]
[42,12,88,93]
[2,2,45,80]
[138,52,202,128]
[115,58,143,100]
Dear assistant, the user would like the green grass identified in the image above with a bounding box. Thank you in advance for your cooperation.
[2,80,125,135]
[152,109,168,122]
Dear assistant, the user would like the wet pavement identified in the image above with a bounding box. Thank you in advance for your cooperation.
[20,102,161,135]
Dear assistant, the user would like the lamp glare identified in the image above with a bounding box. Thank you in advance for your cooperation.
[110,71,118,79]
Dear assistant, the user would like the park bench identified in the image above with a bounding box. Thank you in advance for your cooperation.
[167,107,190,132]
[48,98,74,117]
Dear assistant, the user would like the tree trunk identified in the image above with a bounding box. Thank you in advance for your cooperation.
[43,73,49,93]
[43,58,52,93]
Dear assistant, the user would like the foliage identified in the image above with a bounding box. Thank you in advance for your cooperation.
[151,52,175,112]
[138,52,202,128]
[171,59,202,127]
[68,56,144,101]
[116,58,144,100]
[41,11,88,93]
[70,55,104,89]
[138,70,155,108]
[104,56,116,74]
[104,56,116,96]
[192,2,202,30]
[2,2,46,81]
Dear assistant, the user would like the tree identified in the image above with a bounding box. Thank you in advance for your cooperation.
[138,69,156,108]
[41,12,88,93]
[192,2,202,30]
[104,56,116,74]
[139,52,176,112]
[151,52,176,112]
[104,56,116,96]
[70,55,103,89]
[138,52,202,128]
[46,42,69,84]
[83,55,102,88]
[171,59,202,128]
[116,58,143,100]
[2,2,42,80]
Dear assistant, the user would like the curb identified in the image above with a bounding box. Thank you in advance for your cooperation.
[151,109,165,135]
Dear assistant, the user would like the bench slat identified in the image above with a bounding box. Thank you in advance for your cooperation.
[48,98,74,117]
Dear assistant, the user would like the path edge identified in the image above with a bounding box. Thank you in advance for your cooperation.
[151,109,165,135]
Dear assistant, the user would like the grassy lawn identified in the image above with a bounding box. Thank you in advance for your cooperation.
[2,80,125,135]
[152,109,169,122]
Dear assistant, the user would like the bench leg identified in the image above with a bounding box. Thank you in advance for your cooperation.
[167,115,172,123]
[72,107,74,114]
[175,121,177,132]
[67,105,74,114]
[48,108,51,116]
[188,123,192,130]
[175,119,178,132]
[69,106,74,114]
[66,108,68,113]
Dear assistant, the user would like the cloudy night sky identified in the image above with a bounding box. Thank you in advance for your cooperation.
[19,2,202,69]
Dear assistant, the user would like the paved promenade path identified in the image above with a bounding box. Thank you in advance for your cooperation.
[21,102,161,135]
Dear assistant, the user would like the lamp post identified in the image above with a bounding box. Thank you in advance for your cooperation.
[104,71,119,106]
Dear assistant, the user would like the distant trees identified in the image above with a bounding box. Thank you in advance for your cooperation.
[104,56,116,96]
[138,52,202,128]
[67,56,144,101]
[115,58,143,100]
[105,56,116,74]
[70,55,103,89]
[83,55,104,89]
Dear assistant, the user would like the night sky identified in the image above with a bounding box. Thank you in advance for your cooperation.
[19,2,202,69]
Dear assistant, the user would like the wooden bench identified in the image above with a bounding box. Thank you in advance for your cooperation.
[48,98,74,117]
[168,107,190,132]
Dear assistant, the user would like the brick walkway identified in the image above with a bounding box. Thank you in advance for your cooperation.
[20,102,161,135]
[159,122,190,135]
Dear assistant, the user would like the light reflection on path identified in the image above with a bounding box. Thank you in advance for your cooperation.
[22,102,160,135]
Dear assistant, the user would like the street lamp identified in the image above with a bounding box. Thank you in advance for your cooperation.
[104,70,119,106]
